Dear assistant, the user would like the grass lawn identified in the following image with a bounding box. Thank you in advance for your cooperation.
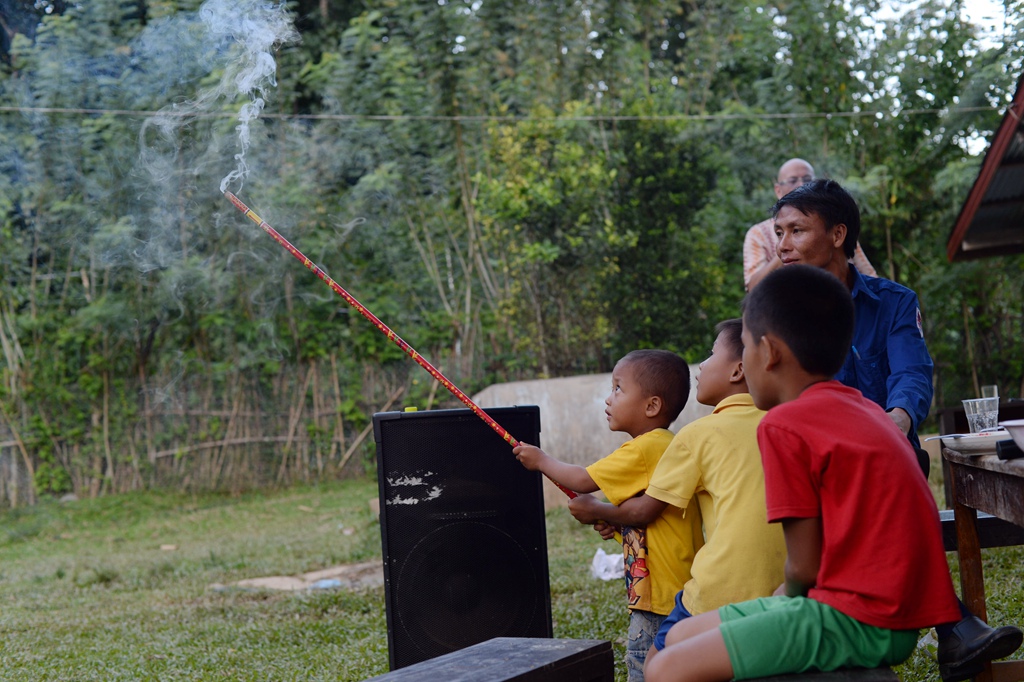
[1,471,1021,681]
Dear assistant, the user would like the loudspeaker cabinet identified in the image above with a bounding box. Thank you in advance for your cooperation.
[372,406,553,670]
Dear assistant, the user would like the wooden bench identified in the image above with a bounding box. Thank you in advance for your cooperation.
[939,508,1024,552]
[364,637,613,682]
[749,669,897,682]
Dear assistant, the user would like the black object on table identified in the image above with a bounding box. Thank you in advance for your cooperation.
[997,439,1024,460]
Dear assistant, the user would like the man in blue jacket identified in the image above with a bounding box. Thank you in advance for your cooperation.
[767,178,1022,682]
[832,257,931,448]
[771,180,930,444]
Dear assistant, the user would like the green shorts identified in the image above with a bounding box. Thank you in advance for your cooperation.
[718,596,919,680]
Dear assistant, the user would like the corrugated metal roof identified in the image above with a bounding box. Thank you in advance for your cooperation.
[946,74,1024,261]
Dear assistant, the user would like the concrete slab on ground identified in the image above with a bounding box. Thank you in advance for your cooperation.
[210,559,383,592]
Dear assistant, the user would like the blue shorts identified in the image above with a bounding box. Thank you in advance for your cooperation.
[652,590,691,651]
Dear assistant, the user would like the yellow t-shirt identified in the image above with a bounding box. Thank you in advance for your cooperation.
[586,428,704,616]
[646,394,786,615]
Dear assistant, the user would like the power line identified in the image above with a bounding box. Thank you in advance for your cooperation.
[0,105,1000,122]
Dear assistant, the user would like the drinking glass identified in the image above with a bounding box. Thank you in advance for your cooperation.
[962,397,999,433]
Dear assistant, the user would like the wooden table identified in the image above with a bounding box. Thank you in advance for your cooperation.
[944,447,1024,682]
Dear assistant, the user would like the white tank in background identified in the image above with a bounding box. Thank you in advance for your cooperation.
[473,367,712,510]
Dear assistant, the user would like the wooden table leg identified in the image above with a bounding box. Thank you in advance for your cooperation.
[950,461,993,682]
[953,500,987,620]
[992,661,1024,682]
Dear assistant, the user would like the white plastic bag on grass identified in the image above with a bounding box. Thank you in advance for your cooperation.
[590,547,624,581]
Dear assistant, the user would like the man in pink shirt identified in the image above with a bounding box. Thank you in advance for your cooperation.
[743,158,876,290]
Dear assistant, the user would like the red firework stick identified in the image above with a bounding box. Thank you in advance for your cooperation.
[222,191,577,499]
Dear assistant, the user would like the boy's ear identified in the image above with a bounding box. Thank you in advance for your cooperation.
[761,333,784,371]
[729,360,745,385]
[646,395,663,418]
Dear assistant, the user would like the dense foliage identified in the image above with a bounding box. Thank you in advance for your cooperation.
[1,0,1022,504]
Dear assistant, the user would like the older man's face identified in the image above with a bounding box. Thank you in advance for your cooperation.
[774,161,814,199]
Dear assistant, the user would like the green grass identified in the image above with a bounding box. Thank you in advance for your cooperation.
[0,476,1020,681]
[0,480,627,681]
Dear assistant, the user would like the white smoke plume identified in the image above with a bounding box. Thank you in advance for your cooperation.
[198,0,300,193]
[131,0,299,273]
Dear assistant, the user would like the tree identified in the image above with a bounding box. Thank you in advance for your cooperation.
[1,0,1022,506]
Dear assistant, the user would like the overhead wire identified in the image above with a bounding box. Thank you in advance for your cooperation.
[0,105,1002,121]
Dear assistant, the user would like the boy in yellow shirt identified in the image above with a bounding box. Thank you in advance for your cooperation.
[514,349,703,682]
[568,320,787,676]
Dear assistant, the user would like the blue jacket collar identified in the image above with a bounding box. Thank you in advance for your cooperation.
[848,263,880,302]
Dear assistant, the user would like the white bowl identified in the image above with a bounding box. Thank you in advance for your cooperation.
[999,419,1024,451]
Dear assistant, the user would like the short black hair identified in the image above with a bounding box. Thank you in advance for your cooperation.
[771,178,860,260]
[742,265,854,377]
[619,349,691,423]
[714,319,743,360]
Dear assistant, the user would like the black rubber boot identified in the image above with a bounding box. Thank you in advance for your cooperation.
[937,616,1023,682]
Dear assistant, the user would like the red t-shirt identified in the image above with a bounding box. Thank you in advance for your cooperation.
[759,381,961,630]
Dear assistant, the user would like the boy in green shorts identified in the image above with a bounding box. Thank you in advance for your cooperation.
[514,349,703,682]
[568,319,786,674]
[647,265,978,682]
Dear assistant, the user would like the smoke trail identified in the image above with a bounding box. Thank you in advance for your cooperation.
[197,0,299,193]
[130,0,298,274]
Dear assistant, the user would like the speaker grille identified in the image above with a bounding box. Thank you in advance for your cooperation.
[374,406,552,669]
[396,521,540,657]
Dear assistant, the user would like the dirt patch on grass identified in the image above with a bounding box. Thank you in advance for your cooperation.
[211,560,383,592]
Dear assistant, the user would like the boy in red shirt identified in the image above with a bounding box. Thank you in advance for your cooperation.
[647,265,1020,682]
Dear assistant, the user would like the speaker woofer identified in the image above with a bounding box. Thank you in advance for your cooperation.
[395,521,541,658]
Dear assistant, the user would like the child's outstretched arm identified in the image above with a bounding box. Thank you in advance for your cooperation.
[513,443,600,494]
[569,492,667,527]
[780,517,822,597]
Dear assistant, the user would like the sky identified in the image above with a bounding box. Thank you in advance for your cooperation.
[960,0,1010,46]
[881,0,1010,46]
[960,0,1007,25]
